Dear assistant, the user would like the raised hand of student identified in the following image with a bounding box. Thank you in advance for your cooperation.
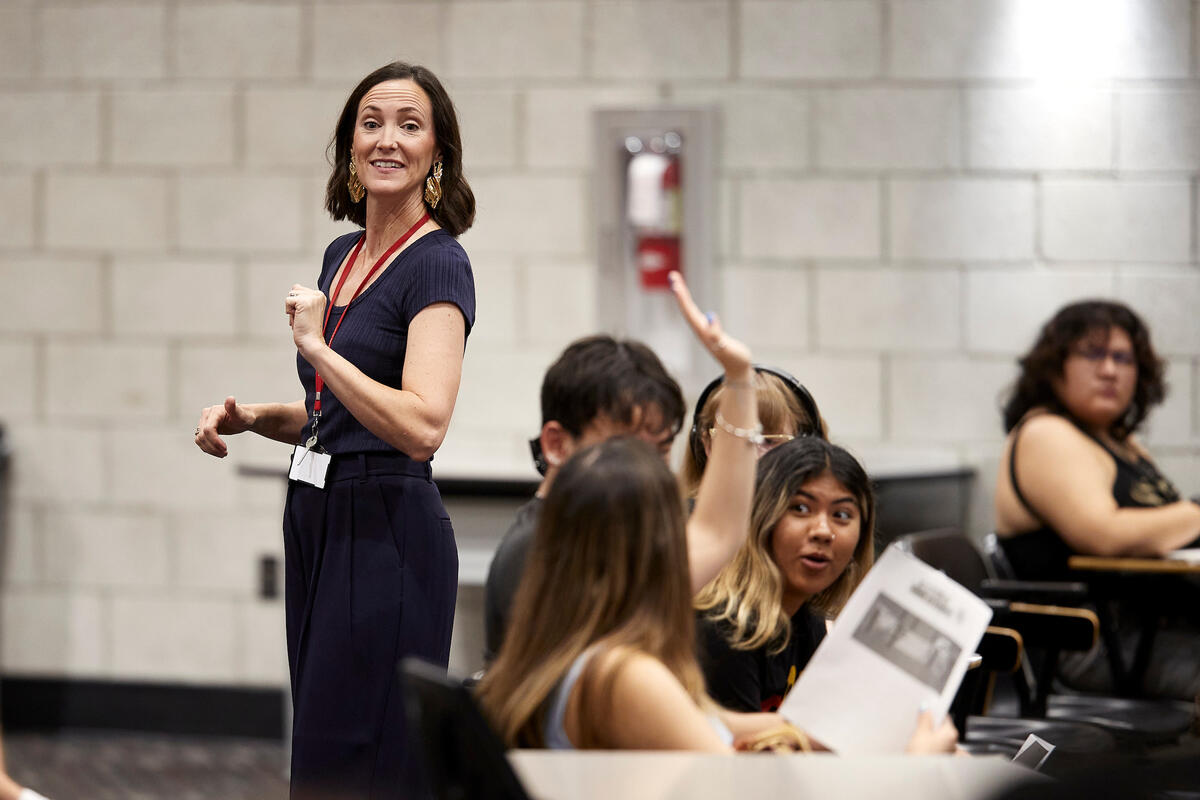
[668,271,752,382]
[669,270,758,592]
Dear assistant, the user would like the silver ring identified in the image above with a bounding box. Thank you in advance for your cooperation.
[194,427,200,436]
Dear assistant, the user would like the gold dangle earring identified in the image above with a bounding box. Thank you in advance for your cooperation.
[347,157,365,203]
[424,160,443,209]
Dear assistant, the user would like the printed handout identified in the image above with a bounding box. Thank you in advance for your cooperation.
[779,545,992,754]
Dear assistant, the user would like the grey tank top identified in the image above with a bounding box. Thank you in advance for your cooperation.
[542,649,734,749]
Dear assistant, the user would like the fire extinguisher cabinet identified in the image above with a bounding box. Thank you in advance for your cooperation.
[594,107,718,390]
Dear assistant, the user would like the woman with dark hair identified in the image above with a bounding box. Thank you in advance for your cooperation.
[194,62,475,798]
[696,437,875,713]
[995,300,1200,698]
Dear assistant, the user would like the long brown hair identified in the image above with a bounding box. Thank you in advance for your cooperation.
[695,437,875,653]
[476,438,707,748]
[325,62,475,235]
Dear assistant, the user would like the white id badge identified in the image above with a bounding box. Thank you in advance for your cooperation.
[289,445,331,488]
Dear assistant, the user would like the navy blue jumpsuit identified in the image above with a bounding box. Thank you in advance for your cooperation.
[285,229,475,799]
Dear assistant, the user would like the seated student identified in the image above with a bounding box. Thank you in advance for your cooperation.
[476,438,954,753]
[993,300,1200,699]
[696,437,874,713]
[484,274,759,663]
[483,334,687,663]
[680,366,826,498]
[477,276,956,754]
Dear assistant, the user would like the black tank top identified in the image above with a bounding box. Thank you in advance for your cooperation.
[999,413,1180,581]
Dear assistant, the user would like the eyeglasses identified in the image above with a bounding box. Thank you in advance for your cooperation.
[710,429,796,455]
[1072,346,1136,368]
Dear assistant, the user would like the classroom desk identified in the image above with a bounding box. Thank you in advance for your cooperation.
[1066,554,1200,695]
[507,751,1041,800]
[1067,555,1200,575]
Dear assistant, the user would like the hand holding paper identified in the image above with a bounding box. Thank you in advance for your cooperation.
[779,545,992,754]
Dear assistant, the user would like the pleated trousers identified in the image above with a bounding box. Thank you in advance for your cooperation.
[283,452,458,800]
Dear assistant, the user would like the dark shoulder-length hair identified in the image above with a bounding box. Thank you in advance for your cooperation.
[324,62,475,236]
[1001,300,1165,440]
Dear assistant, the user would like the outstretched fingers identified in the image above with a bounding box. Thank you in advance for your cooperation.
[668,271,752,375]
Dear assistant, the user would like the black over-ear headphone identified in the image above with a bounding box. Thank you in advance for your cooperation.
[688,364,824,473]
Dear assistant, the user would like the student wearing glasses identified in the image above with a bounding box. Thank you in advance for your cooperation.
[680,366,827,499]
[994,300,1200,699]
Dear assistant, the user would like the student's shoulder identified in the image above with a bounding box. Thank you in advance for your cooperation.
[588,646,672,689]
[1016,412,1094,454]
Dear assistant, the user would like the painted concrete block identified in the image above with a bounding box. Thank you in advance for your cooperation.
[740,179,880,260]
[890,179,1035,261]
[1042,180,1190,262]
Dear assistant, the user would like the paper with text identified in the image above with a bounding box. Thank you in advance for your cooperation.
[779,545,992,754]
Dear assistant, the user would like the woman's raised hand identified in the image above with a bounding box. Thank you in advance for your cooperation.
[668,271,752,378]
[195,396,257,458]
[285,284,328,357]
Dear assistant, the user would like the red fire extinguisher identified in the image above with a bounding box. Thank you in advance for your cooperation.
[629,149,683,291]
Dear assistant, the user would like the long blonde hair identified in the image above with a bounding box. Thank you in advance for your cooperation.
[695,438,875,653]
[476,438,708,748]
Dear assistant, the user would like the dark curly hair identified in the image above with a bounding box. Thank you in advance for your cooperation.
[324,62,475,236]
[1001,300,1165,440]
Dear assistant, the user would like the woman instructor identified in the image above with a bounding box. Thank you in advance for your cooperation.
[195,62,475,799]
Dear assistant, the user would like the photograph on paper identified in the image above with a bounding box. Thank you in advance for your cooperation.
[851,593,962,693]
[779,545,992,755]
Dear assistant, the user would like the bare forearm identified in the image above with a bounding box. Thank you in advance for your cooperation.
[245,400,308,444]
[1084,501,1200,557]
[688,366,758,592]
[301,345,451,460]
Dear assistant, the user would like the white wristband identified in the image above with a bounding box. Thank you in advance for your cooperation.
[713,411,764,445]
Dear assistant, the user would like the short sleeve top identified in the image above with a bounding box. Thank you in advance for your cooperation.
[297,229,476,455]
[697,605,827,713]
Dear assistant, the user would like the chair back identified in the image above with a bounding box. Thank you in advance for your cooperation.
[983,533,1018,579]
[399,657,532,800]
[895,528,990,592]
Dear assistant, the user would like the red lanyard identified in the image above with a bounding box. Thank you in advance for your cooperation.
[313,213,429,415]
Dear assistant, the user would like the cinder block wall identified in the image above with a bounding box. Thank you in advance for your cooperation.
[3,0,1199,686]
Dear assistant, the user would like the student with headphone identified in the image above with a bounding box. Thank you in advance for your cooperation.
[682,369,864,713]
[680,365,826,498]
